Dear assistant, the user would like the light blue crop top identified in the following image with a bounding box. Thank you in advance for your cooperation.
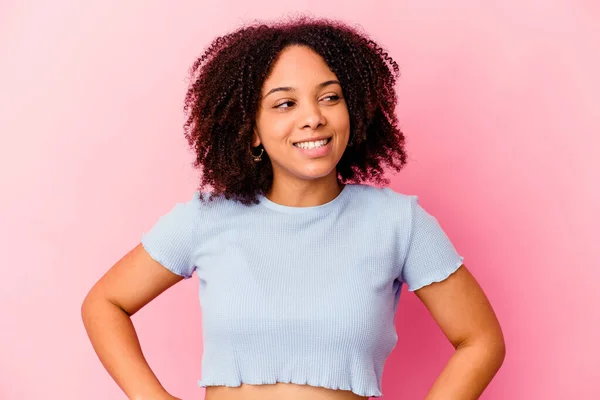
[141,184,464,397]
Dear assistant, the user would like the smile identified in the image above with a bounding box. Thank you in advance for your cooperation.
[292,137,334,158]
[293,137,332,149]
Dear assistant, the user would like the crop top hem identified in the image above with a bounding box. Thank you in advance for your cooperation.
[197,378,383,398]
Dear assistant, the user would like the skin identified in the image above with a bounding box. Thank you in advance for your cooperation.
[81,45,505,400]
[252,45,350,207]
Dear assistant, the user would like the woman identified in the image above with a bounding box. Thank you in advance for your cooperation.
[82,16,505,400]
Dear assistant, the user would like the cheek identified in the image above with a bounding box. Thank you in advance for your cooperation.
[333,107,350,130]
[260,120,294,145]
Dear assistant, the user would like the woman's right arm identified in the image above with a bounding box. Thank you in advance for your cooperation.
[81,243,185,400]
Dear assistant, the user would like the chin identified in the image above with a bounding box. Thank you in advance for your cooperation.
[295,165,338,181]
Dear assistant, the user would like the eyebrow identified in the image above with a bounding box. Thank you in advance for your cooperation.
[262,80,341,100]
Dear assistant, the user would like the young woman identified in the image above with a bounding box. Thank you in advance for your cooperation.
[82,16,505,400]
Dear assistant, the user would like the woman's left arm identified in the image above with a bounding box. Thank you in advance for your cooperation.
[415,264,506,400]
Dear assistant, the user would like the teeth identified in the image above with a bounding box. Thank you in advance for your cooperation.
[294,139,329,149]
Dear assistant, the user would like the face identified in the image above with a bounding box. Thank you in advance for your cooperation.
[253,45,350,186]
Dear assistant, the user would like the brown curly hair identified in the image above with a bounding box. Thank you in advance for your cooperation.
[183,15,407,205]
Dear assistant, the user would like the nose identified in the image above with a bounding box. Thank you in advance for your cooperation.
[299,102,327,130]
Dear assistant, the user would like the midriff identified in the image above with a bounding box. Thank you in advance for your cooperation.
[204,382,369,400]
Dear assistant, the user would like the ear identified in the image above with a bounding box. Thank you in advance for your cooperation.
[252,127,262,147]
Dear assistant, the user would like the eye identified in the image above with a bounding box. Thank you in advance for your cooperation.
[273,95,341,110]
[322,95,341,102]
[274,100,295,109]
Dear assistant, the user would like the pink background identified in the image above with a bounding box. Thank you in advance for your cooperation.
[1,1,598,399]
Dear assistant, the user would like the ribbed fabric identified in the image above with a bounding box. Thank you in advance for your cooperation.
[141,184,464,398]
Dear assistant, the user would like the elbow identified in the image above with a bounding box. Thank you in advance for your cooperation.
[495,335,507,368]
[80,290,97,327]
[485,336,506,375]
[81,289,132,327]
[457,331,506,371]
[487,324,506,367]
[478,333,507,371]
[80,289,111,327]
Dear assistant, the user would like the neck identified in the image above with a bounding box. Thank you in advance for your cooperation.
[266,172,344,207]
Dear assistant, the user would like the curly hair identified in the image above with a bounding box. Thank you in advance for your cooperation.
[183,15,407,205]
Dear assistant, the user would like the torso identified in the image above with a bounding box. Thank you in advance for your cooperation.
[205,382,368,400]
[189,185,409,398]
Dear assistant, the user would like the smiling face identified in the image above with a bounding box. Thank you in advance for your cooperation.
[253,45,351,187]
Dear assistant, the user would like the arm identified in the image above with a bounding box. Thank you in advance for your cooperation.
[415,265,505,400]
[81,243,184,400]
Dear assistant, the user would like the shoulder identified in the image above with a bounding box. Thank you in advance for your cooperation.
[141,190,232,248]
[145,190,226,229]
[163,191,204,220]
[348,183,415,210]
[172,190,237,214]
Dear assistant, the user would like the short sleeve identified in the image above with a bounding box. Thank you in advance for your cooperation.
[140,192,201,279]
[400,196,464,292]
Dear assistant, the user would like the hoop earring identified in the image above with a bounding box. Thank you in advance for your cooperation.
[250,146,264,162]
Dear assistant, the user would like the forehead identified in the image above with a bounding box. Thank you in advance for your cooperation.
[262,46,338,89]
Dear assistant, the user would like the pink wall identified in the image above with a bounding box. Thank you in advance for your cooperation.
[1,1,598,399]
